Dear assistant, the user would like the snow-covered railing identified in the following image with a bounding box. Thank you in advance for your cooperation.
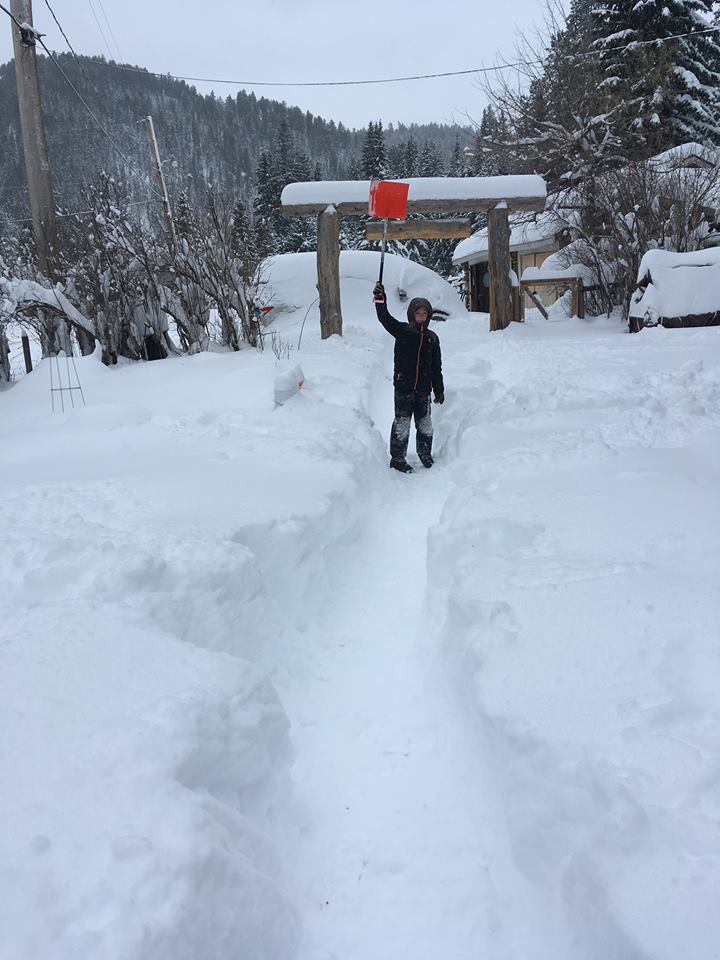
[521,263,593,284]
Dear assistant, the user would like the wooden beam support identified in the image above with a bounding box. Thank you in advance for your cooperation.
[364,218,472,241]
[487,203,513,332]
[284,195,546,217]
[316,205,342,339]
[524,287,549,320]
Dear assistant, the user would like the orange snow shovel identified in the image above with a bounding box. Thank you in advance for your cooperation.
[369,179,409,300]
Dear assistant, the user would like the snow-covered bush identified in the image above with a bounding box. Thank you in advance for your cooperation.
[0,178,268,368]
[552,155,720,314]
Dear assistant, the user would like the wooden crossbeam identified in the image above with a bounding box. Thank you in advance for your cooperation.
[365,218,472,241]
[284,195,546,216]
[280,176,547,217]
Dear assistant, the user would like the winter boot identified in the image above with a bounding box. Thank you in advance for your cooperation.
[390,458,414,474]
[419,454,434,469]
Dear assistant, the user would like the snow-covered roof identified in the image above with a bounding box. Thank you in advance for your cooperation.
[453,210,562,265]
[649,142,717,170]
[281,176,547,215]
[630,246,720,320]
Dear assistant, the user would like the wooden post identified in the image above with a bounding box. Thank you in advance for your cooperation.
[143,115,176,248]
[316,204,342,339]
[511,283,521,323]
[22,332,33,372]
[577,278,585,319]
[487,202,513,332]
[10,0,59,280]
[0,329,10,382]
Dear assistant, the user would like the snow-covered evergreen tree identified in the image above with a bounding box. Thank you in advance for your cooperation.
[595,0,720,150]
[252,122,315,255]
[471,107,513,176]
[362,121,388,179]
[418,140,445,177]
[448,135,469,176]
[405,137,419,178]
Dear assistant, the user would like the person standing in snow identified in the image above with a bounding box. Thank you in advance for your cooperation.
[373,281,444,474]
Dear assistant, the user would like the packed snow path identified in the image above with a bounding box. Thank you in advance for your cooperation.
[276,374,566,960]
[278,458,494,959]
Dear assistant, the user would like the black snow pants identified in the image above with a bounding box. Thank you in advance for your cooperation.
[390,389,432,463]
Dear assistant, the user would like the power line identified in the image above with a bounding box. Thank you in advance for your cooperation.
[1,4,159,198]
[0,197,163,225]
[39,3,146,153]
[87,0,113,60]
[111,60,532,88]
[0,1,23,30]
[43,0,79,61]
[4,4,720,94]
[33,37,164,200]
[96,0,121,60]
[105,25,720,89]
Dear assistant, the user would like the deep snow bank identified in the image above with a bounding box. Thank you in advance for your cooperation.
[0,254,422,960]
[428,318,720,959]
[263,250,465,323]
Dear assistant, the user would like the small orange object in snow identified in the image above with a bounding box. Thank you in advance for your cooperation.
[368,180,409,220]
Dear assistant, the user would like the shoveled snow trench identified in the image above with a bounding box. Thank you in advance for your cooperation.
[276,430,505,960]
[274,353,569,960]
[272,318,720,960]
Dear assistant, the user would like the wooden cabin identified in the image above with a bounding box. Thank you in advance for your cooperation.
[453,212,571,314]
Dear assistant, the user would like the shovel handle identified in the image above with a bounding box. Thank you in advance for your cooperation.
[378,217,389,285]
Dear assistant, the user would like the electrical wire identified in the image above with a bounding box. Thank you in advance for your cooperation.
[0,2,162,199]
[96,0,122,60]
[0,1,23,30]
[104,25,720,89]
[87,0,113,61]
[43,0,79,61]
[0,197,163,226]
[40,2,146,153]
[34,37,164,200]
[3,3,720,91]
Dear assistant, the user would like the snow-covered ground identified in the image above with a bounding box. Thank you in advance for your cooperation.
[2,252,719,960]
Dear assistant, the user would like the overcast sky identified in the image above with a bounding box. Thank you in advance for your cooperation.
[1,0,554,131]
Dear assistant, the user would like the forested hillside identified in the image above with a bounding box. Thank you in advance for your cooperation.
[0,53,469,219]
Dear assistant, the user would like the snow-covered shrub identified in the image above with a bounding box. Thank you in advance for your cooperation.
[552,155,720,314]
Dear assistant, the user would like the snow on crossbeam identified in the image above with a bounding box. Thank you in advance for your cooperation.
[281,176,547,216]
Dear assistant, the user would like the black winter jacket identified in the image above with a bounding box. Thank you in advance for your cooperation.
[375,298,444,399]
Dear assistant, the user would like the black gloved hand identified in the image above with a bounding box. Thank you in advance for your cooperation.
[433,393,444,405]
[373,281,386,301]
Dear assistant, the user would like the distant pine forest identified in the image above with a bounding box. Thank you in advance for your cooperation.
[0,54,472,221]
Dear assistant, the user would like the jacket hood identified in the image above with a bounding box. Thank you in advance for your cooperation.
[407,297,433,327]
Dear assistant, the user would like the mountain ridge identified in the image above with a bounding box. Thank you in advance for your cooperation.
[0,53,471,220]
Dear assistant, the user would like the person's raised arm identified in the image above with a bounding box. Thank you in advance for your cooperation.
[373,282,403,338]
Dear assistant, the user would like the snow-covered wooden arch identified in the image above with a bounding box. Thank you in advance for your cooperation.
[280,175,547,336]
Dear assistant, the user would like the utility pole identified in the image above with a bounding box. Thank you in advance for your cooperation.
[142,115,177,248]
[10,0,60,279]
